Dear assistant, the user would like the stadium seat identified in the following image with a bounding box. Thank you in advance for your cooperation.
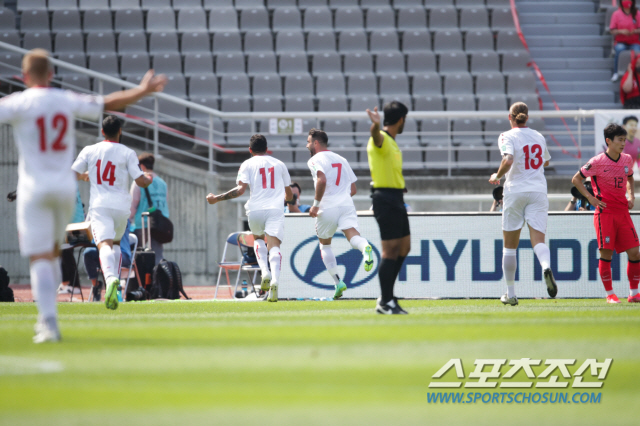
[60,75,91,92]
[460,8,489,30]
[253,96,283,112]
[379,73,410,96]
[184,52,214,76]
[374,52,405,76]
[338,31,368,53]
[276,31,306,53]
[244,31,274,53]
[311,52,341,75]
[502,51,531,73]
[177,9,207,32]
[298,0,323,10]
[380,94,413,111]
[0,9,15,31]
[475,72,505,94]
[457,145,489,169]
[397,7,427,30]
[83,10,114,34]
[236,0,266,9]
[180,32,210,53]
[278,52,309,75]
[284,73,314,96]
[48,0,78,10]
[220,96,251,112]
[212,31,242,53]
[110,0,141,10]
[174,0,204,10]
[51,10,81,34]
[402,30,432,52]
[203,0,234,10]
[220,74,251,98]
[303,7,333,31]
[413,95,445,111]
[452,118,483,146]
[457,0,486,7]
[317,95,348,112]
[491,8,516,30]
[366,7,396,31]
[17,0,47,11]
[316,73,346,96]
[429,7,458,30]
[350,95,380,112]
[443,72,473,95]
[470,51,500,74]
[329,0,359,8]
[284,95,315,111]
[407,51,437,74]
[369,31,400,53]
[152,53,183,75]
[114,9,144,33]
[446,94,476,111]
[252,74,282,96]
[334,7,364,31]
[344,52,374,75]
[322,119,355,145]
[189,74,219,98]
[0,31,20,47]
[55,32,84,53]
[438,51,468,74]
[86,32,116,54]
[486,0,511,6]
[146,9,176,33]
[240,8,269,31]
[20,10,49,33]
[120,52,150,78]
[484,118,509,142]
[55,53,87,75]
[394,0,425,7]
[477,94,508,111]
[208,8,239,32]
[361,0,392,8]
[270,147,294,166]
[306,31,338,54]
[433,30,463,52]
[162,74,187,97]
[117,32,146,54]
[506,71,537,95]
[190,100,221,121]
[247,52,277,75]
[421,117,451,146]
[149,32,179,54]
[412,72,442,95]
[424,0,454,6]
[464,29,495,52]
[141,0,171,10]
[273,7,301,30]
[23,32,51,51]
[347,74,377,95]
[88,52,119,75]
[496,30,525,52]
[216,53,245,75]
[517,94,540,110]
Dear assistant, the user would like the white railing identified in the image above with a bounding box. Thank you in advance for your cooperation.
[0,41,599,176]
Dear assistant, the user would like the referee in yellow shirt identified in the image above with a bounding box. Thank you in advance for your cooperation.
[366,101,410,315]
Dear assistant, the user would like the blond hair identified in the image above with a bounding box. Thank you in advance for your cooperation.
[22,49,52,81]
[509,102,528,125]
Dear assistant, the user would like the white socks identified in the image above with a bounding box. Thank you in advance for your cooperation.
[113,244,122,278]
[320,244,341,285]
[349,235,369,253]
[31,259,57,322]
[503,248,517,298]
[99,245,117,280]
[533,243,551,270]
[254,239,270,277]
[268,247,282,283]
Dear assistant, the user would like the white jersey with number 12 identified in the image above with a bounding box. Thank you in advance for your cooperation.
[237,155,292,214]
[498,127,551,195]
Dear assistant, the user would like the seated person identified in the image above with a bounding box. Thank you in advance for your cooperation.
[58,189,86,295]
[83,220,133,301]
[285,182,311,213]
[565,181,596,211]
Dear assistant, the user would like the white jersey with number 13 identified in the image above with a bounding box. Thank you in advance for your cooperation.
[498,127,551,195]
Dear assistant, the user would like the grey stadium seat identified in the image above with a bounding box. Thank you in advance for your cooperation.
[429,7,458,30]
[433,30,463,52]
[284,73,314,96]
[215,52,246,75]
[86,32,116,54]
[0,31,20,47]
[316,73,346,96]
[208,8,239,32]
[253,96,283,112]
[311,52,341,75]
[236,0,266,9]
[203,0,234,10]
[141,0,171,10]
[334,7,364,31]
[303,7,332,31]
[506,72,537,95]
[423,0,454,6]
[453,118,483,145]
[279,52,309,75]
[51,10,81,34]
[413,95,445,111]
[502,51,531,73]
[244,31,273,53]
[457,146,489,169]
[88,53,119,75]
[380,95,412,112]
[460,8,489,30]
[412,72,442,95]
[470,51,500,74]
[307,31,337,54]
[118,32,147,54]
[339,31,368,53]
[477,94,508,111]
[348,74,377,95]
[267,0,298,9]
[114,9,144,33]
[189,74,218,98]
[47,0,78,11]
[110,0,141,10]
[379,74,410,96]
[17,0,46,11]
[247,52,277,75]
[496,30,524,52]
[181,32,211,53]
[0,9,15,31]
[83,10,114,34]
[517,94,540,111]
[174,0,203,9]
[273,7,301,30]
[421,118,450,147]
[190,100,220,121]
[240,8,269,31]
[475,72,505,95]
[20,10,49,33]
[55,53,87,75]
[447,94,476,111]
[120,53,150,78]
[491,8,516,30]
[394,0,424,7]
[329,0,359,8]
[344,52,374,75]
[152,53,183,75]
[177,9,207,32]
[284,95,315,112]
[438,51,468,74]
[485,118,509,142]
[298,0,323,9]
[402,30,432,53]
[149,32,179,54]
[361,0,392,8]
[253,74,282,96]
[376,52,406,75]
[23,32,51,51]
[465,29,495,52]
[366,7,396,31]
[457,0,486,7]
[60,75,91,92]
[317,95,348,112]
[397,7,427,30]
[487,0,511,6]
[55,32,84,53]
[407,51,437,74]
[351,96,380,112]
[146,9,176,33]
[184,52,214,76]
[369,31,399,53]
[444,73,473,95]
[276,31,305,53]
[220,96,251,112]
[322,119,355,146]
[212,31,242,53]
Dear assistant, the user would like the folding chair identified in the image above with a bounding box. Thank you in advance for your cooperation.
[235,233,261,298]
[215,231,243,299]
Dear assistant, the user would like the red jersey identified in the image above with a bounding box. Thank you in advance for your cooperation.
[580,152,634,214]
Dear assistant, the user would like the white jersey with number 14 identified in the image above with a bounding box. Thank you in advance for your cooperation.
[498,127,551,195]
[237,155,292,214]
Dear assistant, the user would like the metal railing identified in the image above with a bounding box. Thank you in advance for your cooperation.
[1,41,599,176]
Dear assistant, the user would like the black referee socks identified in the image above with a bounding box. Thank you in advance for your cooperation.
[379,258,397,305]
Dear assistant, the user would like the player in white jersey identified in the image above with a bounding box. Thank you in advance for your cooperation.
[72,115,153,310]
[207,135,293,302]
[488,102,557,306]
[305,129,374,299]
[0,49,166,343]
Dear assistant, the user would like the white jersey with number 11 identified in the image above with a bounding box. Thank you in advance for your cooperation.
[237,155,292,214]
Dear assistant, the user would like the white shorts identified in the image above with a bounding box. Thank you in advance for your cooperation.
[89,207,129,244]
[502,192,548,233]
[17,188,75,257]
[247,209,285,242]
[315,205,360,240]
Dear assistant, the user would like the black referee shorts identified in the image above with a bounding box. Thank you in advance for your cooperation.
[371,188,410,241]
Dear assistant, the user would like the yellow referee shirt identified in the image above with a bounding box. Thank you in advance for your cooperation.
[367,130,405,189]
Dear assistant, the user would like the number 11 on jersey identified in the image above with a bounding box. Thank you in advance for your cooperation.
[259,167,275,189]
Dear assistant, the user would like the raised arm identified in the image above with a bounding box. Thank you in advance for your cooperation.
[206,182,248,205]
[366,106,384,148]
[571,172,606,209]
[103,70,168,111]
[309,170,327,218]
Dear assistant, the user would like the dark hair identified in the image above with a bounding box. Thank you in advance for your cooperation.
[619,0,638,19]
[308,128,328,145]
[250,134,268,153]
[509,102,528,125]
[604,123,627,144]
[138,152,155,170]
[290,182,301,193]
[383,101,409,126]
[102,115,123,139]
[623,115,639,125]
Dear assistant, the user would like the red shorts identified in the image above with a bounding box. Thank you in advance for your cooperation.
[594,211,639,253]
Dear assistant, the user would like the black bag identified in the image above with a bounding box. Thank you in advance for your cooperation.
[126,250,156,301]
[149,259,190,300]
[0,266,14,302]
[143,187,174,244]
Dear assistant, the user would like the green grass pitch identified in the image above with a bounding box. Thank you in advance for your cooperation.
[1,299,639,426]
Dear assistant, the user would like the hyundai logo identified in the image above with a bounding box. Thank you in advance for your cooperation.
[290,234,381,290]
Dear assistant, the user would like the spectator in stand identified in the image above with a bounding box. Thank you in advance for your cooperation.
[610,0,640,82]
[623,115,640,165]
[620,52,640,107]
[285,182,311,213]
[129,153,169,265]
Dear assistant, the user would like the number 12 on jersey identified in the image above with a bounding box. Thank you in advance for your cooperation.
[96,159,116,186]
[259,167,275,189]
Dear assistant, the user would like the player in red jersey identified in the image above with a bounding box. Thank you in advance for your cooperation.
[572,123,640,303]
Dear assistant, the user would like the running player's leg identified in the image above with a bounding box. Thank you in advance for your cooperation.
[524,192,556,297]
[92,209,120,310]
[316,208,346,298]
[264,210,284,302]
[247,211,271,290]
[341,206,374,272]
[501,194,524,305]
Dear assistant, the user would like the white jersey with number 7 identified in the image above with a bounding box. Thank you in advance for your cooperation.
[237,155,292,214]
[72,141,144,214]
[307,150,357,210]
[498,127,551,195]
